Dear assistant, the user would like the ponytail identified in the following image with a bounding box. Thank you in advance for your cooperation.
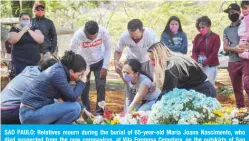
[61,51,87,72]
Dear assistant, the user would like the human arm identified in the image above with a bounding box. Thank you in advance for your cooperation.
[114,35,126,74]
[28,29,44,44]
[69,31,80,53]
[100,28,112,78]
[238,44,249,49]
[223,28,245,53]
[51,71,85,102]
[127,85,149,113]
[127,78,152,113]
[223,39,245,53]
[157,67,179,100]
[7,26,26,44]
[48,21,57,53]
[191,35,199,62]
[102,28,112,69]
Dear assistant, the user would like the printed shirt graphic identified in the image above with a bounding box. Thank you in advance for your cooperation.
[69,26,112,69]
[171,37,183,45]
[161,32,188,54]
[116,27,158,63]
[81,38,102,48]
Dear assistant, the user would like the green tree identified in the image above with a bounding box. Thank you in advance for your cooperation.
[0,1,12,18]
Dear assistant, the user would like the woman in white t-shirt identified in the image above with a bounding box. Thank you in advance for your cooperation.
[122,59,160,113]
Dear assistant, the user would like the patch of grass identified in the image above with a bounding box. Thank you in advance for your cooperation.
[216,86,233,96]
[90,80,125,91]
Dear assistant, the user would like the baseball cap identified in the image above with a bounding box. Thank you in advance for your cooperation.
[34,2,45,10]
[224,3,240,13]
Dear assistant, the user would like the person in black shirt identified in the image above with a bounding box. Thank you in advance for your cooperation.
[147,42,216,100]
[8,12,44,75]
[32,1,57,60]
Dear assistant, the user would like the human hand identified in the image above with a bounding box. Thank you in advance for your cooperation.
[83,108,94,119]
[58,98,64,103]
[114,60,123,74]
[235,46,247,53]
[238,44,249,49]
[79,65,90,82]
[100,68,107,79]
[21,25,31,33]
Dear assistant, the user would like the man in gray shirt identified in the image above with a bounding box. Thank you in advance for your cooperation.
[1,59,56,124]
[223,3,249,108]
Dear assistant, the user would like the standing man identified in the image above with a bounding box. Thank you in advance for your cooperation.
[114,19,158,79]
[69,20,112,115]
[114,19,158,111]
[32,1,57,61]
[223,3,249,109]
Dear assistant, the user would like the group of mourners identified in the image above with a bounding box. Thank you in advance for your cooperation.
[1,1,249,124]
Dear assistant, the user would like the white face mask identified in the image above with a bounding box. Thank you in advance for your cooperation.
[20,20,30,27]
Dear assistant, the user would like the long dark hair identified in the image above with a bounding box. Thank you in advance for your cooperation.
[161,16,183,45]
[61,51,87,72]
[124,59,153,81]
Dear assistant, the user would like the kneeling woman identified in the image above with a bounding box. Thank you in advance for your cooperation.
[19,51,93,124]
[122,59,160,113]
[147,42,216,100]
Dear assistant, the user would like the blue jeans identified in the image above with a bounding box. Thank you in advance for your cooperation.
[202,65,217,85]
[19,102,81,124]
[1,108,20,124]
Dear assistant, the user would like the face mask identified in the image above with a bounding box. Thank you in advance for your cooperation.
[170,26,179,34]
[20,20,30,27]
[70,75,77,81]
[123,73,133,83]
[199,27,209,36]
[228,13,240,22]
[35,11,45,17]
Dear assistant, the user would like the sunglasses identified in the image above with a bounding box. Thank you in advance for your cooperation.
[36,7,44,11]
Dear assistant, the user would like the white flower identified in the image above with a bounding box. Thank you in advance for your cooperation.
[148,89,221,124]
[98,101,106,110]
[232,119,239,124]
[93,115,104,124]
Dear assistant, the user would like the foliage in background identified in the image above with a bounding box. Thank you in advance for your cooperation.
[0,1,12,18]
[1,0,241,49]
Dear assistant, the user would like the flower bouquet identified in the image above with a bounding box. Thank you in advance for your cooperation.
[92,101,150,124]
[147,88,221,124]
[212,106,249,124]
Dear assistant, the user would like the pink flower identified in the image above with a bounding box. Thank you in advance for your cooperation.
[103,110,113,120]
[120,111,126,117]
[140,116,148,124]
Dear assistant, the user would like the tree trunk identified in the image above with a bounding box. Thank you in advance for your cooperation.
[11,1,20,17]
[11,0,35,17]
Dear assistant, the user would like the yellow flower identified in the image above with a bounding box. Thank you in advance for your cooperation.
[223,107,233,114]
[203,121,216,124]
[213,110,225,117]
[111,119,119,125]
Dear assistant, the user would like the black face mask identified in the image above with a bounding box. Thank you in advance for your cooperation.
[228,13,240,22]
